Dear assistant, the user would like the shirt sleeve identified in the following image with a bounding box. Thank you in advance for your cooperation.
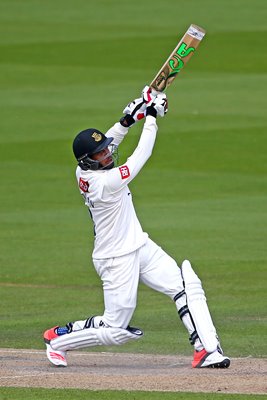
[105,122,129,147]
[104,115,158,193]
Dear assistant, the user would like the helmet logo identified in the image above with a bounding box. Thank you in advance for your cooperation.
[92,132,102,142]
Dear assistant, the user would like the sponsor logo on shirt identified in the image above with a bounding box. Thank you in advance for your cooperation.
[79,178,89,192]
[119,165,130,179]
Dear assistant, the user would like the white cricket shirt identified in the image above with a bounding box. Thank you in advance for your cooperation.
[75,115,158,259]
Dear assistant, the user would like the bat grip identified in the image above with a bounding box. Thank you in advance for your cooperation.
[149,87,162,96]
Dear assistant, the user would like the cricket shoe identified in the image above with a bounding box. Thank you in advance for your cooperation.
[192,349,230,368]
[44,326,67,367]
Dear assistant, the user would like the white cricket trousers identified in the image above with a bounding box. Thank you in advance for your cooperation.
[93,238,184,329]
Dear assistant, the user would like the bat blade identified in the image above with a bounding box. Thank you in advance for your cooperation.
[150,24,206,92]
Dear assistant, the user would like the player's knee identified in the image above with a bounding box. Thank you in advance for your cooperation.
[102,305,136,329]
[94,326,144,346]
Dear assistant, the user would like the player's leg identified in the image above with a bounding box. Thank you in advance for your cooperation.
[44,252,143,366]
[139,239,230,368]
[180,260,230,367]
[139,239,199,347]
[94,252,140,329]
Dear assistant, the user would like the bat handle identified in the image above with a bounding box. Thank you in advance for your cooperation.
[149,87,163,96]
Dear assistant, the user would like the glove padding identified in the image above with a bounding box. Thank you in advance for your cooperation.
[120,86,157,128]
[146,93,168,118]
[142,85,157,103]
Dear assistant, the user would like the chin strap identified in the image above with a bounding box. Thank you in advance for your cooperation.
[78,155,100,171]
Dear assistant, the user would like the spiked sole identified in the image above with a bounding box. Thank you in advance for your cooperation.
[205,358,231,368]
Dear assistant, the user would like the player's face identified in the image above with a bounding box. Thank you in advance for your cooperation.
[91,147,114,169]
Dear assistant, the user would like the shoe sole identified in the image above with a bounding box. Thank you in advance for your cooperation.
[203,358,231,368]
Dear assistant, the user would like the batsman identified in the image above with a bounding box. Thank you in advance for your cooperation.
[44,87,230,369]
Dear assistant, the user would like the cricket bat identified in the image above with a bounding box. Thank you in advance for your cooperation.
[150,24,206,92]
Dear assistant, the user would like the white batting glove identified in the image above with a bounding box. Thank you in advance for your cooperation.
[122,97,146,119]
[120,86,158,128]
[142,85,160,103]
[120,97,145,127]
[146,93,168,118]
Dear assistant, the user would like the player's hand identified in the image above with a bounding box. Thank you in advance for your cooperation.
[120,93,146,128]
[120,86,158,128]
[142,85,159,103]
[146,93,168,118]
[122,97,145,122]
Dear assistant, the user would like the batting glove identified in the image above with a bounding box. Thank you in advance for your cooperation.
[146,93,168,118]
[120,86,157,128]
[142,85,160,103]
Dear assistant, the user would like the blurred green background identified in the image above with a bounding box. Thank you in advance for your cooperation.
[0,0,266,364]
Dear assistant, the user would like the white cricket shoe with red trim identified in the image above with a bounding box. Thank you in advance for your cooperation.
[192,349,230,368]
[45,343,67,367]
[44,326,67,367]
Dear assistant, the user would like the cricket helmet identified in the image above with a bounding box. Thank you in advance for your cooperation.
[73,128,114,170]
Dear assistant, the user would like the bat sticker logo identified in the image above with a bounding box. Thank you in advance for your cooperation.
[169,42,195,75]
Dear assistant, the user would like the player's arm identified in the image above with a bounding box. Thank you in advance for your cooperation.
[104,94,168,193]
[105,86,154,147]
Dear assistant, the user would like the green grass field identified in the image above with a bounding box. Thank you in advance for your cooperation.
[0,388,265,400]
[0,0,267,398]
